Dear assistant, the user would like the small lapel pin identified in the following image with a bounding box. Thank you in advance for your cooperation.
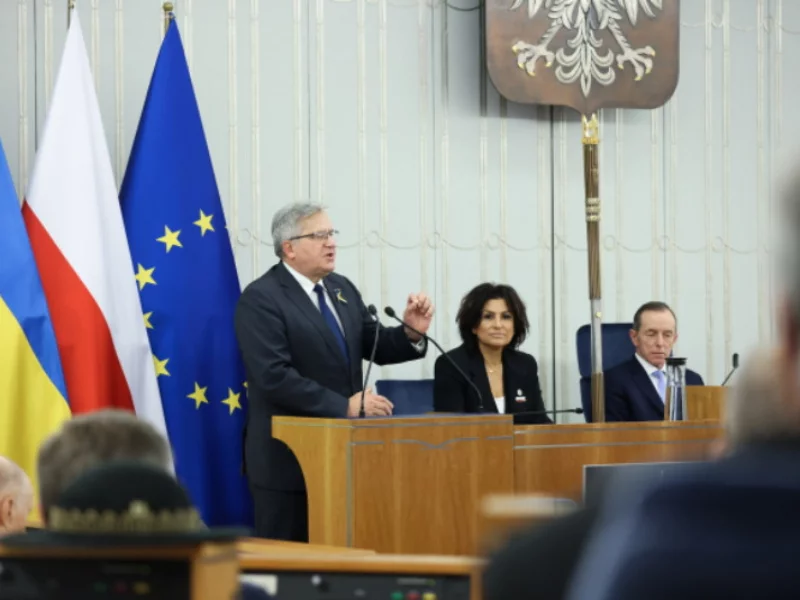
[515,388,526,403]
[334,289,348,304]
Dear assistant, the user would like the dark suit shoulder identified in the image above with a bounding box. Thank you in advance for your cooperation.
[320,270,347,288]
[604,356,639,378]
[438,346,537,370]
[436,344,471,369]
[503,348,537,368]
[324,271,355,289]
[483,506,600,600]
[242,263,282,296]
[605,357,704,385]
[686,369,704,385]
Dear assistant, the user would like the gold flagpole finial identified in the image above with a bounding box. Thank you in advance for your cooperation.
[67,0,75,28]
[581,114,599,145]
[163,2,175,35]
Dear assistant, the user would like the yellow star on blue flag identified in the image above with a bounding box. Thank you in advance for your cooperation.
[120,21,251,528]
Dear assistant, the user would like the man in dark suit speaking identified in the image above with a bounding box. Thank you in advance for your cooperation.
[603,301,703,422]
[234,203,433,541]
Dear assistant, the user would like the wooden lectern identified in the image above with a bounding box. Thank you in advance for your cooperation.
[276,412,722,556]
[273,414,514,556]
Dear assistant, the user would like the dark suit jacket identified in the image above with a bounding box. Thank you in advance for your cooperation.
[234,262,425,491]
[433,344,551,423]
[483,505,600,600]
[570,440,800,600]
[603,356,704,422]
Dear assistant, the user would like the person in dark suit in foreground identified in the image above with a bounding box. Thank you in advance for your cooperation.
[433,283,550,422]
[483,504,600,600]
[482,349,772,600]
[567,168,800,599]
[234,203,434,541]
[602,301,703,422]
[568,352,800,599]
[568,443,800,600]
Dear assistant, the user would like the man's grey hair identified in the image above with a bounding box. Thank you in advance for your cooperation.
[724,349,799,446]
[37,409,173,517]
[271,203,325,258]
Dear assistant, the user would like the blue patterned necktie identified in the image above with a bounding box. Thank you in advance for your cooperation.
[652,370,666,401]
[313,284,349,365]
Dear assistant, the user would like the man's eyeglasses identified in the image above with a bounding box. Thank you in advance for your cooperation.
[289,229,338,242]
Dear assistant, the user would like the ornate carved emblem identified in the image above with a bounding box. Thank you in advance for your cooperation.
[486,0,679,114]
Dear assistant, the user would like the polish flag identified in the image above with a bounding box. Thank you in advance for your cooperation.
[22,13,166,434]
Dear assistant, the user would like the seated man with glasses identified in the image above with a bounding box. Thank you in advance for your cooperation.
[235,202,434,542]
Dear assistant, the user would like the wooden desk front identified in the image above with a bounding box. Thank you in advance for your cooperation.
[276,415,723,555]
[513,420,723,500]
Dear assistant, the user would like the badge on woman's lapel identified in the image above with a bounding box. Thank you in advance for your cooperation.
[515,388,527,403]
[334,288,348,305]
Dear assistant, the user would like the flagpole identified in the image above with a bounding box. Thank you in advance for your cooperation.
[163,2,174,35]
[67,0,75,28]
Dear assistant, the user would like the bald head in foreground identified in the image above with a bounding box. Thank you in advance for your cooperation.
[0,456,33,536]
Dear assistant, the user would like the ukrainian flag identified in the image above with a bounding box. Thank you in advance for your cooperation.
[0,139,70,517]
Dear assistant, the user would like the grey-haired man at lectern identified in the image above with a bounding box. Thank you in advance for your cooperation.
[234,203,433,542]
[603,301,704,422]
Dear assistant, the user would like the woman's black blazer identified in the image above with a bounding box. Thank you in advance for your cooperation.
[433,344,551,423]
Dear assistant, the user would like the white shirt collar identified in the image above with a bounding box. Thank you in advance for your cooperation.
[282,261,320,296]
[634,352,664,377]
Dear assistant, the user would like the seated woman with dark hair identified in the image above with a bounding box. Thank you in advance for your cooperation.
[433,283,550,422]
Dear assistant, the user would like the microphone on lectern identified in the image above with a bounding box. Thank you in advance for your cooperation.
[383,306,485,413]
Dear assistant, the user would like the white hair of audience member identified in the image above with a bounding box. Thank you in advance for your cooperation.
[0,456,33,535]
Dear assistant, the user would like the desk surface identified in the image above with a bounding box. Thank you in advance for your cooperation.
[240,552,484,575]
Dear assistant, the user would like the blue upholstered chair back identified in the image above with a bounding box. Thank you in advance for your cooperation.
[374,379,435,415]
[576,323,635,422]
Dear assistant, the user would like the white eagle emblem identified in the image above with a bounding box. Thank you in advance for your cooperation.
[510,0,664,97]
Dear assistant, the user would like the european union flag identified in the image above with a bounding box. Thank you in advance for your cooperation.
[120,21,252,527]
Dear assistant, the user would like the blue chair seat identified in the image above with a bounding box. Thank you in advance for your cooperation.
[576,323,634,422]
[374,379,434,415]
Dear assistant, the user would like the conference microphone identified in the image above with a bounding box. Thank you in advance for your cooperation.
[384,306,486,413]
[512,407,584,425]
[360,304,381,418]
[720,352,739,386]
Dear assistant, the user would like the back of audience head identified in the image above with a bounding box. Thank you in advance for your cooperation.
[722,349,797,450]
[456,283,530,350]
[775,168,800,418]
[0,456,32,536]
[37,409,172,521]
